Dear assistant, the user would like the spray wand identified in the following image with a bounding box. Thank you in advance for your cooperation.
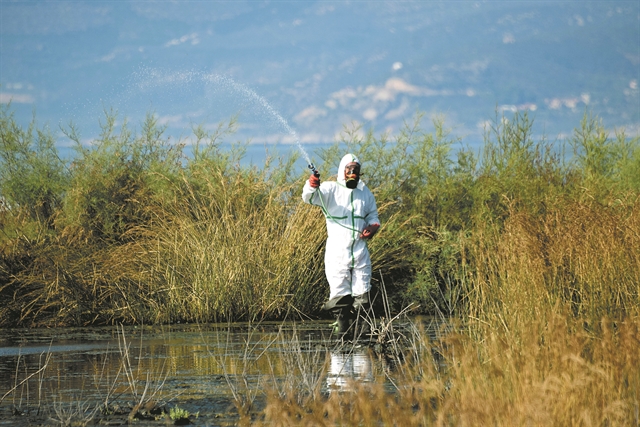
[308,163,320,179]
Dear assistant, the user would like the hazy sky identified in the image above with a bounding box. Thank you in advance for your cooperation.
[1,1,638,161]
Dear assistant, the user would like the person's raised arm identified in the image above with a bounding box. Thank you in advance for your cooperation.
[302,169,321,204]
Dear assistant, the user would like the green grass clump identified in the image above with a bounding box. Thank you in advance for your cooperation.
[169,405,197,421]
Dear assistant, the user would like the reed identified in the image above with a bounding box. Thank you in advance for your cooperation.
[114,324,170,421]
[263,324,329,407]
[0,346,52,415]
[49,398,97,427]
[257,311,639,426]
[203,322,273,421]
[441,312,639,426]
[462,195,640,330]
[0,326,172,425]
[255,111,640,425]
[1,105,639,328]
[128,168,329,323]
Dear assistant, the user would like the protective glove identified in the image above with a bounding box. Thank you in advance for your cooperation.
[360,223,380,239]
[309,173,320,188]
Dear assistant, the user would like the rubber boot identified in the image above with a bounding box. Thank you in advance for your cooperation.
[323,295,355,340]
[353,292,373,342]
[333,306,353,339]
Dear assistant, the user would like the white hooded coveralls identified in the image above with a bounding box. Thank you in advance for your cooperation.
[302,154,380,301]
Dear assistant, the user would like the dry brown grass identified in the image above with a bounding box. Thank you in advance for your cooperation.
[124,173,329,323]
[438,313,640,426]
[256,311,639,427]
[256,195,640,426]
[465,196,640,325]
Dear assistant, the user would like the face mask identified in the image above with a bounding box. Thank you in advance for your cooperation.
[344,163,360,189]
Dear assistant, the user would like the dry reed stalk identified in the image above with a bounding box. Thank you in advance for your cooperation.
[121,175,328,324]
[257,311,639,426]
[440,310,640,426]
[112,325,170,420]
[200,322,280,422]
[0,348,52,412]
[464,197,640,327]
[261,326,329,409]
[49,397,98,426]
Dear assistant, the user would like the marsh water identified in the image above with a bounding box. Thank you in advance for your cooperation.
[0,319,438,425]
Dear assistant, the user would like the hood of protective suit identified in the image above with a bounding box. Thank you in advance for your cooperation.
[337,153,365,190]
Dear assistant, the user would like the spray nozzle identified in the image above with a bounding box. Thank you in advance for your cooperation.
[308,163,320,178]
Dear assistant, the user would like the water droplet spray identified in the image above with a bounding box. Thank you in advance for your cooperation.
[130,68,314,170]
[206,75,313,168]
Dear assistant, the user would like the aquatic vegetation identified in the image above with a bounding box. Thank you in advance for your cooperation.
[169,405,197,422]
[0,325,175,426]
[2,105,637,326]
[255,312,640,426]
[1,104,639,424]
[0,314,637,425]
[115,325,169,421]
[49,398,97,427]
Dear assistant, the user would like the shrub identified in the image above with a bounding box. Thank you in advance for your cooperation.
[0,105,68,226]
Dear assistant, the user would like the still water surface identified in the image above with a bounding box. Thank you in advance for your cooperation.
[0,320,427,423]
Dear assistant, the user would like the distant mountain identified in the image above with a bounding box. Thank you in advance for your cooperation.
[1,1,638,157]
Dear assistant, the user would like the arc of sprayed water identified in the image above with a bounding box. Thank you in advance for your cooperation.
[206,74,313,167]
[131,68,316,172]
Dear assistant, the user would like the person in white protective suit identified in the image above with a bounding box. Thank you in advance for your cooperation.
[302,153,380,339]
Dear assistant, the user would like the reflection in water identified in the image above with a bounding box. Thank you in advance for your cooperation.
[0,322,338,406]
[326,349,373,392]
[0,319,440,421]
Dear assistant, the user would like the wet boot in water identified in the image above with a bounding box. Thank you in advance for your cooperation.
[323,295,355,340]
[352,292,374,342]
[334,307,353,339]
